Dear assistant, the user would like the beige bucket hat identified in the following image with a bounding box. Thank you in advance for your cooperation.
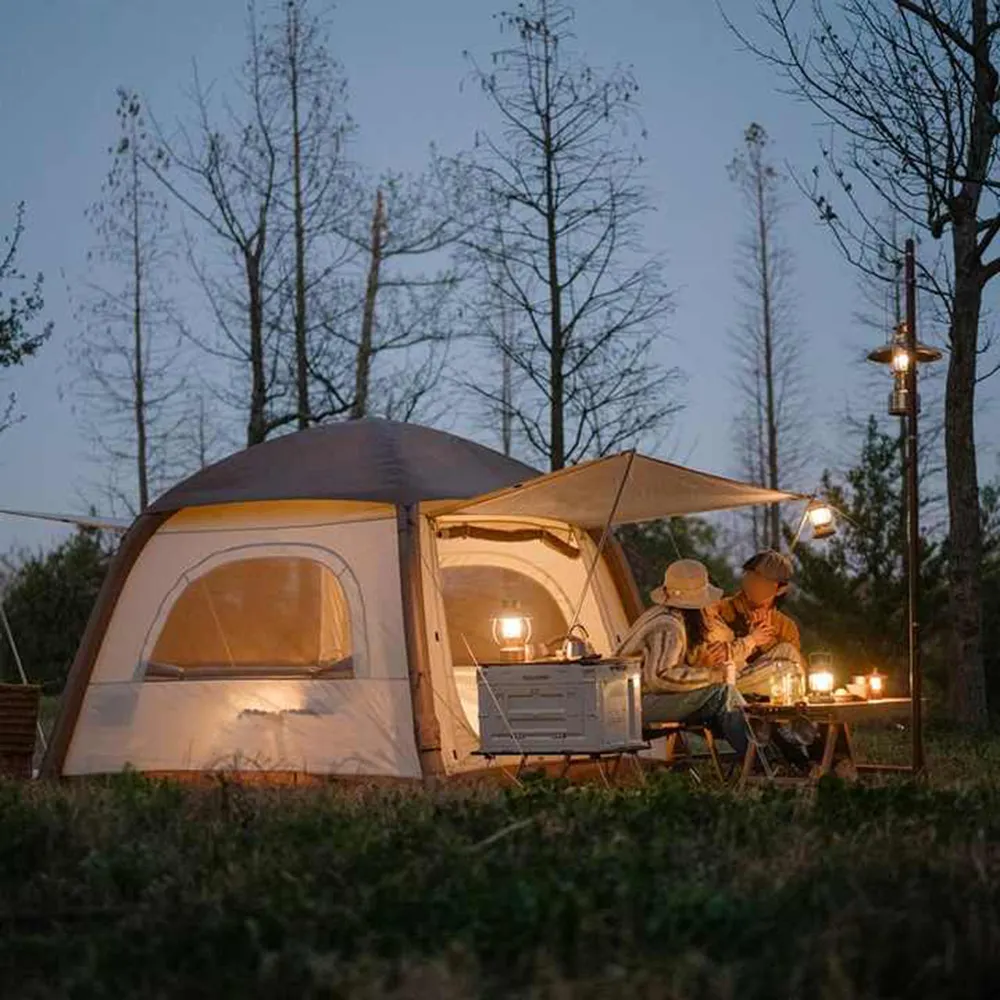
[650,559,723,609]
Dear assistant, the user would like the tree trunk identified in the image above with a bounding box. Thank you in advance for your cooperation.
[946,222,987,725]
[752,352,767,551]
[130,142,149,511]
[755,164,779,549]
[247,252,267,446]
[501,300,513,456]
[289,5,310,431]
[542,46,564,471]
[352,189,385,421]
[196,394,209,469]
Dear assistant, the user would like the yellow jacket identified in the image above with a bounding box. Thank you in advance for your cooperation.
[707,592,801,666]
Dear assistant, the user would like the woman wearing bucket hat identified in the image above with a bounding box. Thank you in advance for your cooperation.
[615,559,753,758]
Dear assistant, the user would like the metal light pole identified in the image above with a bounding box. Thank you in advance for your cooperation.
[867,238,942,774]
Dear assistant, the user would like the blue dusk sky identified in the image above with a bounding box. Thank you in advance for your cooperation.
[1,0,997,554]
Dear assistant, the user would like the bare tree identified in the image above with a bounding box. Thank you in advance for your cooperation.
[179,385,231,471]
[731,0,1000,725]
[728,122,806,549]
[260,0,354,429]
[352,187,385,422]
[464,0,678,471]
[73,90,185,513]
[0,203,50,434]
[146,10,293,447]
[464,201,527,456]
[310,162,468,423]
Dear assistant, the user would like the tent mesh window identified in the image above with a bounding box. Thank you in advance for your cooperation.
[441,565,568,666]
[146,557,353,680]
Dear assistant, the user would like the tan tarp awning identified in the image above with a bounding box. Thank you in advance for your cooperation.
[434,451,803,527]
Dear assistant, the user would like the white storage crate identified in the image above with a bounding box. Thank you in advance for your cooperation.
[477,658,645,755]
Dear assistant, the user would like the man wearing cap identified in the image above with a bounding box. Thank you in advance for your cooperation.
[615,559,753,759]
[709,549,806,697]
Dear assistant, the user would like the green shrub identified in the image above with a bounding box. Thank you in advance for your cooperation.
[3,731,1000,997]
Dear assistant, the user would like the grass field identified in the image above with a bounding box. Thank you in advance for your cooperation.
[4,726,1000,999]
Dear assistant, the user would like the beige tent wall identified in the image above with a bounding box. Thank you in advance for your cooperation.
[430,516,631,770]
[418,516,481,773]
[64,501,422,778]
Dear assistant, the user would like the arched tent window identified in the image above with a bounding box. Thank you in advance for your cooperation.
[441,565,569,666]
[144,550,357,681]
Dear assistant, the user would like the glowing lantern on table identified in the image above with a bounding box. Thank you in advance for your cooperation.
[868,669,885,698]
[806,500,836,540]
[491,604,532,656]
[808,651,835,696]
[809,670,835,695]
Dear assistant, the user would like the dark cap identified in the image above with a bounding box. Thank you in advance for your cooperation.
[742,549,793,583]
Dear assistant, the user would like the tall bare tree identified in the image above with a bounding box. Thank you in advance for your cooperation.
[179,386,230,472]
[261,0,354,429]
[464,0,677,471]
[310,163,468,423]
[0,203,50,434]
[732,0,1000,725]
[728,122,805,549]
[147,9,292,447]
[352,187,386,422]
[465,201,526,456]
[73,90,184,513]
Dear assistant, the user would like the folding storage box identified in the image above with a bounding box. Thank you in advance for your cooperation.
[477,658,645,755]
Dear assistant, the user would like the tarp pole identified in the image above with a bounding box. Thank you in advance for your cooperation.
[567,451,636,637]
[0,596,48,752]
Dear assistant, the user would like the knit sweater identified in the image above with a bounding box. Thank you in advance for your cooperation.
[615,605,719,694]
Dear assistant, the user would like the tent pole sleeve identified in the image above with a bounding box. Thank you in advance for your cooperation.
[41,513,167,778]
[395,503,445,782]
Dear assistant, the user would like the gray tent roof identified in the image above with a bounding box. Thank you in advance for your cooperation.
[148,419,540,513]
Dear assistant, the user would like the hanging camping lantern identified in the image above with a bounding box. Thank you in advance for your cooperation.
[491,602,532,655]
[806,500,836,540]
[808,651,835,697]
[867,322,942,417]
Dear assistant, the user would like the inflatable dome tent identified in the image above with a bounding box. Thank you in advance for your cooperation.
[30,419,794,783]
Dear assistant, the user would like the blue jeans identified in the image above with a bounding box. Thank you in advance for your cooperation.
[642,683,751,757]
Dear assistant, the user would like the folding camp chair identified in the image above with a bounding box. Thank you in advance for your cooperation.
[642,720,732,783]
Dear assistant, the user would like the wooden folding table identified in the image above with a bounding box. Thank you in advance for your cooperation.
[744,697,914,783]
